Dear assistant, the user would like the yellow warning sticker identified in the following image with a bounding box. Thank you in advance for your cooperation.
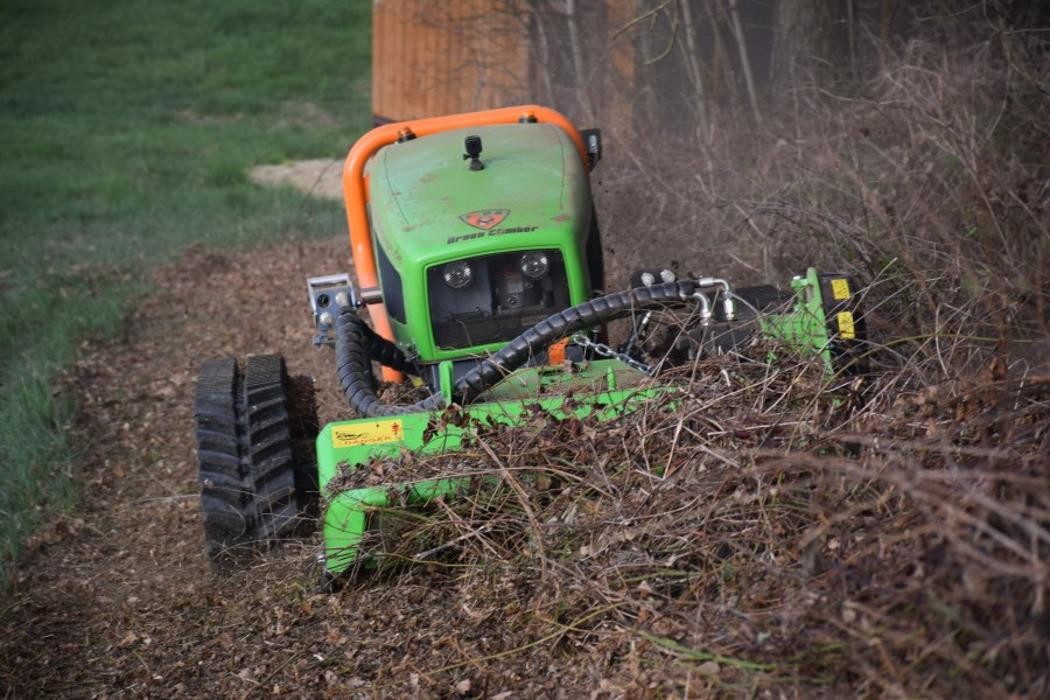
[836,311,856,339]
[331,419,404,448]
[830,278,851,301]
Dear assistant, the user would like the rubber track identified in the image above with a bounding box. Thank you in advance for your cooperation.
[194,355,301,565]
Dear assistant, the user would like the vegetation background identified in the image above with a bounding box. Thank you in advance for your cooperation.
[1,0,1048,696]
[0,0,370,581]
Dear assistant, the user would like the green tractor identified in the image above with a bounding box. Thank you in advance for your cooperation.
[193,105,865,583]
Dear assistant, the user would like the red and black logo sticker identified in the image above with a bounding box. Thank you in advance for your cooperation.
[460,209,510,230]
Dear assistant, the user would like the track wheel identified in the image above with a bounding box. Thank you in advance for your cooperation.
[194,354,316,568]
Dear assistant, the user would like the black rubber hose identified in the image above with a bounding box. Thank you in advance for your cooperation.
[454,280,696,403]
[334,306,443,417]
[336,280,697,416]
[360,321,416,374]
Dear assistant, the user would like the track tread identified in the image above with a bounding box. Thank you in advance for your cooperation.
[193,354,316,569]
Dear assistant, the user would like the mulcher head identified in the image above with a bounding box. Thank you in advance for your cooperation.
[316,266,866,579]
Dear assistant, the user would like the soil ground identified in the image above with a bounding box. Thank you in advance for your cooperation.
[3,239,651,698]
[249,160,345,203]
[0,238,396,697]
[3,237,1047,698]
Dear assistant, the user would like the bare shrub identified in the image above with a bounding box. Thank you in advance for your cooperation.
[330,345,1045,695]
[332,5,1050,695]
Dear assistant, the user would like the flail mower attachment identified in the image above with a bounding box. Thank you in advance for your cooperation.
[316,268,865,581]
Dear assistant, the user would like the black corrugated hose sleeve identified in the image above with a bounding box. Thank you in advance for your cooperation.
[360,321,416,374]
[335,280,696,415]
[334,306,443,417]
[453,280,696,404]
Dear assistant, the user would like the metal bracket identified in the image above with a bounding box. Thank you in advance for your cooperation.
[307,273,357,346]
[581,128,602,168]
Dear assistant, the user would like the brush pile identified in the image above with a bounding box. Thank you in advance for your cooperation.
[4,11,1049,698]
[318,347,1048,696]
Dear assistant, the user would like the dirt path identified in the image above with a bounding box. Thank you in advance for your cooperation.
[0,241,331,696]
[4,238,626,698]
[4,237,1047,698]
[0,232,653,698]
[0,238,478,697]
[249,160,344,202]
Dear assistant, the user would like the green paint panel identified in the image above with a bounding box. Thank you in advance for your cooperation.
[760,268,834,367]
[366,124,594,362]
[369,124,589,266]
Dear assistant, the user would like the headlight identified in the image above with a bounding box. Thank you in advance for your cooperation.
[442,261,473,289]
[520,252,549,279]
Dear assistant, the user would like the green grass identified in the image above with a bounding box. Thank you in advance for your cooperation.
[0,0,371,583]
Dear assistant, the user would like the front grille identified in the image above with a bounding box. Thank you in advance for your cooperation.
[428,250,569,349]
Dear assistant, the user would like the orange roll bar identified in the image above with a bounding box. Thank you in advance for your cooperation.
[341,105,588,382]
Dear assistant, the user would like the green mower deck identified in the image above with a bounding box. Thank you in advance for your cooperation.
[318,359,664,574]
[316,268,865,576]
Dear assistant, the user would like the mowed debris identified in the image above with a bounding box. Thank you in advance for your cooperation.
[2,240,1048,697]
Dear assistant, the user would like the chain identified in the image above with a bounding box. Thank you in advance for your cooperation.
[621,310,652,359]
[570,334,654,376]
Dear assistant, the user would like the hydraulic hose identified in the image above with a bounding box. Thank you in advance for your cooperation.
[361,322,416,375]
[454,280,697,403]
[334,306,443,417]
[335,280,699,416]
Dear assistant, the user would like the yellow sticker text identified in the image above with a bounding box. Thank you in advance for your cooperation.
[331,419,404,448]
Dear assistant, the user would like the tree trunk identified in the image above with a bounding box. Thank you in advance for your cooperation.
[773,0,850,87]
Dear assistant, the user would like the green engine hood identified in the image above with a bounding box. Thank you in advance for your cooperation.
[367,123,591,268]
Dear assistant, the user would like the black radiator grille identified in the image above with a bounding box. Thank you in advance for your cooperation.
[427,250,569,350]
